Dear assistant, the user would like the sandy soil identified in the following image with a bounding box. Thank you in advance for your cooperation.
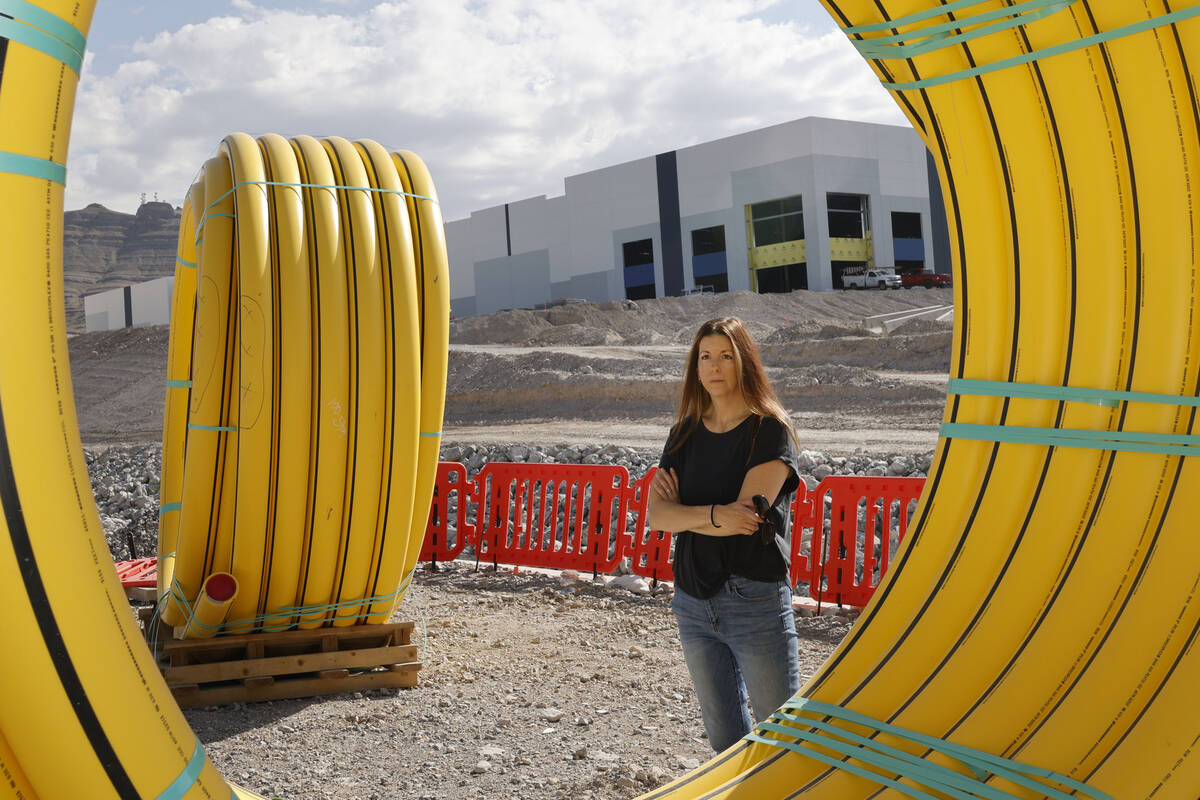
[70,289,953,457]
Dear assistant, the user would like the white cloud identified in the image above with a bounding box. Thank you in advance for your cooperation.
[66,0,905,219]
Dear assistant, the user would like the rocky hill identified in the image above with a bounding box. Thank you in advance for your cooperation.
[63,201,180,333]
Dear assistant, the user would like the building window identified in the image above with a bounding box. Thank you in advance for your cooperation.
[891,211,922,239]
[756,263,808,294]
[827,193,869,239]
[623,239,653,267]
[623,238,656,301]
[691,225,728,294]
[692,225,726,256]
[749,196,804,247]
[891,211,925,272]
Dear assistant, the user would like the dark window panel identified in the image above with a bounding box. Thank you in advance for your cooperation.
[788,262,808,290]
[828,212,864,238]
[695,274,729,294]
[623,239,653,267]
[750,199,782,220]
[691,225,726,256]
[753,218,784,247]
[783,214,805,241]
[891,211,922,239]
[827,193,862,211]
[755,262,807,294]
[756,266,788,294]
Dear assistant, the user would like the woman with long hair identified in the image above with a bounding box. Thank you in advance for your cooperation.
[647,316,801,752]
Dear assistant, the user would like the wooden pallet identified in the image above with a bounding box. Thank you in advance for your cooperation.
[151,621,420,707]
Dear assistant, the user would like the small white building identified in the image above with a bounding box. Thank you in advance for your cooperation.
[84,276,174,332]
[445,116,949,317]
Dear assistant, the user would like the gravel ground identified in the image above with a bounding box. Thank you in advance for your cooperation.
[176,561,852,800]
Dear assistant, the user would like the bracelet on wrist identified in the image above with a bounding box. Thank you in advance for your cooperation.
[710,503,721,528]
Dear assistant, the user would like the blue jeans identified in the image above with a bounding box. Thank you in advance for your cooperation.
[671,576,800,752]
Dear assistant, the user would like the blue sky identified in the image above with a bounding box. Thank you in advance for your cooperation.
[68,1,904,220]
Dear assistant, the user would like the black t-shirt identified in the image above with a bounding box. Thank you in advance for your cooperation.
[658,414,800,599]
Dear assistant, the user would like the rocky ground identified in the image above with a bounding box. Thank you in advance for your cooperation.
[74,288,951,799]
[176,561,853,800]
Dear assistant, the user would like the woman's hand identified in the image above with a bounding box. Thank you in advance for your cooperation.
[651,467,680,504]
[712,499,762,537]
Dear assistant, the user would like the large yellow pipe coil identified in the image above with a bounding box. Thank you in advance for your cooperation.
[156,131,449,636]
[2,1,1199,799]
[643,1,1200,798]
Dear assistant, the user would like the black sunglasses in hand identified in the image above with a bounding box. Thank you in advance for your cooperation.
[751,494,776,545]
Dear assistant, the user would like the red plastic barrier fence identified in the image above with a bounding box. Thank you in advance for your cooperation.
[790,475,926,607]
[423,462,927,607]
[110,465,923,607]
[420,462,473,564]
[626,468,674,583]
[471,462,631,574]
[114,556,158,588]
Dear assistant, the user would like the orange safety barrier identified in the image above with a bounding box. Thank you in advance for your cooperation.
[109,464,926,608]
[421,462,925,608]
[420,461,473,565]
[113,556,158,588]
[626,468,674,583]
[791,475,925,608]
[471,462,632,574]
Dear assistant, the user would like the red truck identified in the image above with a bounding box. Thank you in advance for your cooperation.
[899,271,952,289]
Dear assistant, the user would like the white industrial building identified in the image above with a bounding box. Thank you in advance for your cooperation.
[84,276,174,333]
[82,116,949,333]
[445,116,950,318]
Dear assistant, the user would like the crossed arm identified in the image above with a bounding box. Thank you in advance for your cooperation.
[646,459,792,537]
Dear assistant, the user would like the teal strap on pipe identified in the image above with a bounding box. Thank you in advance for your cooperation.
[176,257,197,270]
[746,697,1114,800]
[187,424,236,433]
[941,422,1200,457]
[193,211,235,236]
[844,0,998,34]
[200,179,439,221]
[420,431,443,438]
[159,502,182,515]
[852,0,1076,60]
[165,379,192,388]
[0,0,86,54]
[0,151,66,184]
[153,739,206,800]
[879,5,1200,90]
[949,378,1200,409]
[0,8,84,75]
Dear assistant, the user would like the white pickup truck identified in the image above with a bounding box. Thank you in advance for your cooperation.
[843,268,902,290]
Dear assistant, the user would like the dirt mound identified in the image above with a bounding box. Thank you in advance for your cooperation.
[68,291,952,452]
[450,309,553,344]
[762,320,865,343]
[761,331,952,372]
[450,289,955,346]
[528,324,625,346]
[887,316,954,335]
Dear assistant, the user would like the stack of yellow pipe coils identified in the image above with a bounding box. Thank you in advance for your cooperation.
[156,132,449,637]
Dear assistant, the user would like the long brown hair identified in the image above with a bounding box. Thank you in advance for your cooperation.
[668,317,795,453]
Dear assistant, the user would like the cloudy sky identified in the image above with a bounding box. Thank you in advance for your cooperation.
[68,0,906,221]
